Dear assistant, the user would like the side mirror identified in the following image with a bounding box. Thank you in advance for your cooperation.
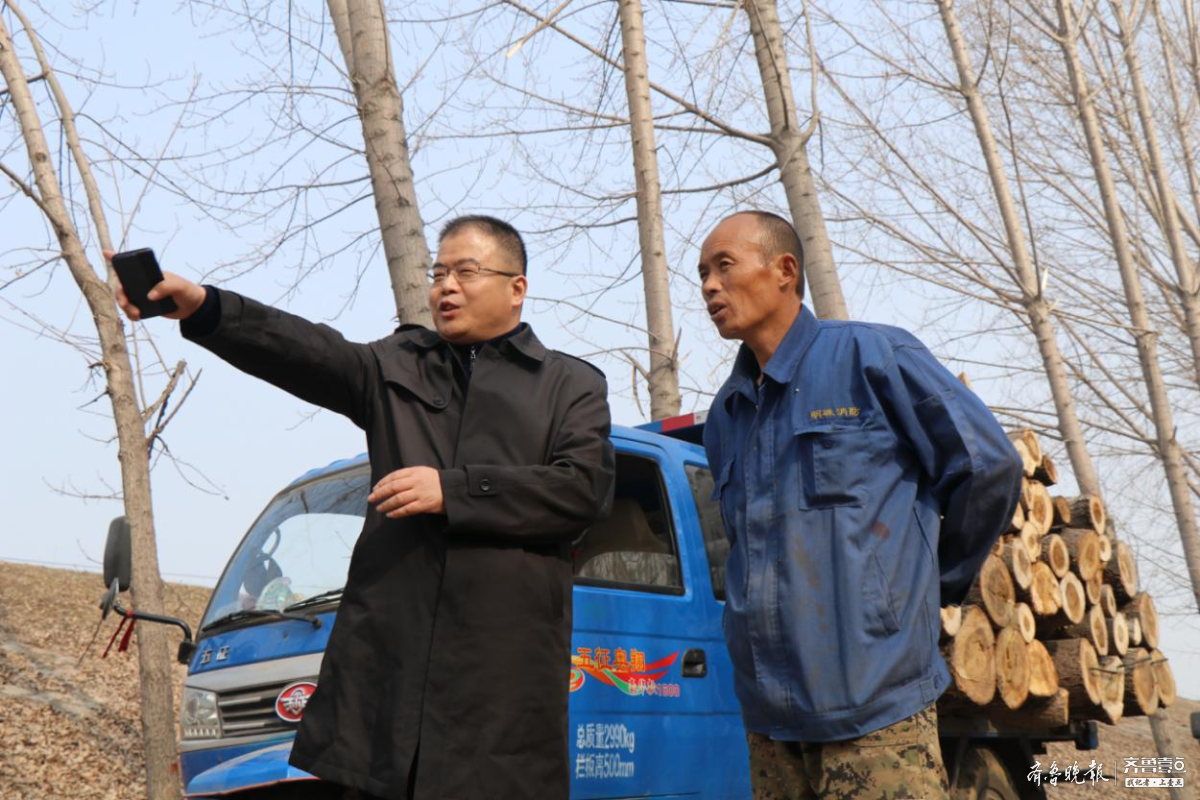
[99,578,120,620]
[177,640,197,665]
[104,517,132,592]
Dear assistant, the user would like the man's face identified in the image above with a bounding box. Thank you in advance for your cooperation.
[697,215,793,341]
[429,227,526,344]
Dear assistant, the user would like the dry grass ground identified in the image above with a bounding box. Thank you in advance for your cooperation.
[0,561,209,800]
[0,560,1196,799]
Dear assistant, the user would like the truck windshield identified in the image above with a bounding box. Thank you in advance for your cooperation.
[202,467,369,630]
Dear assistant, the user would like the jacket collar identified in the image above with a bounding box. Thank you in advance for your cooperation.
[395,322,546,362]
[724,305,821,408]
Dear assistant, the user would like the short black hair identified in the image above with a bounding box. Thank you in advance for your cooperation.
[439,215,528,275]
[734,210,805,297]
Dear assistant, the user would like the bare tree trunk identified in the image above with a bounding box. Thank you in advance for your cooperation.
[934,0,1099,495]
[0,13,181,800]
[743,0,848,321]
[1055,0,1200,614]
[1151,0,1200,237]
[1054,9,1200,790]
[616,0,681,420]
[328,0,433,326]
[1111,0,1200,387]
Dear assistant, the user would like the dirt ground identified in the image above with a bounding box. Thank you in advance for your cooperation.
[0,560,1196,799]
[0,561,209,800]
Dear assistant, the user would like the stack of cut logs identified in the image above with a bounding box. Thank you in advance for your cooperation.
[937,428,1176,729]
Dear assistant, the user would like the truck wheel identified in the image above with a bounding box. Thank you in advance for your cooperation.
[951,747,1021,800]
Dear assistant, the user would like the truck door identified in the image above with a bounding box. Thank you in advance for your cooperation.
[568,438,748,799]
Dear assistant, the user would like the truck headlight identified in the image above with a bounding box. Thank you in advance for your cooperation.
[181,687,221,740]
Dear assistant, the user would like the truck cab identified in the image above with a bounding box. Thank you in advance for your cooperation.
[177,422,751,798]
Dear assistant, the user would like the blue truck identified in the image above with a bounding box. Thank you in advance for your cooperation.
[99,413,1099,799]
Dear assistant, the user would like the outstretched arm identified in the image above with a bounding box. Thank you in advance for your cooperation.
[109,252,374,428]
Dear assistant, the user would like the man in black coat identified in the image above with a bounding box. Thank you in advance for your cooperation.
[111,216,616,800]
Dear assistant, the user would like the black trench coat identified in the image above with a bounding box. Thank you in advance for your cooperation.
[184,289,615,800]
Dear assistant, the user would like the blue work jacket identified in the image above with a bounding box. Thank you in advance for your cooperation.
[703,306,1023,742]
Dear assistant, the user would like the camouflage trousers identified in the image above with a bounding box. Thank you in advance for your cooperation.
[746,705,951,800]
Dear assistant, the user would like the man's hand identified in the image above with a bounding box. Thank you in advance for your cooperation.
[369,467,446,519]
[103,249,208,321]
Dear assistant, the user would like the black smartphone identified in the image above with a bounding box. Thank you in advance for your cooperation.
[111,248,178,318]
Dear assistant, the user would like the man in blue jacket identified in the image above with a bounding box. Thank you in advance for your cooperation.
[698,211,1023,800]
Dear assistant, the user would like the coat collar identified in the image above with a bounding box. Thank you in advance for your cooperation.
[395,322,546,363]
[724,305,821,409]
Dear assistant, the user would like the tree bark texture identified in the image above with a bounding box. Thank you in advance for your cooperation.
[329,0,433,326]
[743,0,848,320]
[616,0,681,420]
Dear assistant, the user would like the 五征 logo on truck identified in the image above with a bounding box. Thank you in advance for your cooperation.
[275,681,318,723]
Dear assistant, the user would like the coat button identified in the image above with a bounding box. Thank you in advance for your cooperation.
[479,478,492,492]
[432,395,446,407]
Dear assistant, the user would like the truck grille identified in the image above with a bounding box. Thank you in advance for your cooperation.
[217,679,311,737]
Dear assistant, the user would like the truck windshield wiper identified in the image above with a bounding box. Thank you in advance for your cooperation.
[284,587,345,612]
[201,608,321,633]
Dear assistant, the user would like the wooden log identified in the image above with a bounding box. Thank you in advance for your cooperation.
[1105,542,1138,603]
[940,606,996,705]
[1012,439,1037,478]
[986,688,1068,729]
[1002,537,1033,592]
[1098,655,1126,724]
[1106,611,1129,657]
[1024,482,1054,536]
[1085,571,1103,607]
[1025,562,1062,617]
[1122,593,1158,650]
[964,554,1015,629]
[1057,572,1087,626]
[1099,584,1118,618]
[1129,616,1143,648]
[1095,532,1112,564]
[1044,638,1101,707]
[1051,496,1072,528]
[1026,639,1059,699]
[1040,533,1070,578]
[940,605,962,639]
[1008,501,1026,534]
[995,626,1031,710]
[1057,528,1102,582]
[1020,522,1043,561]
[1051,603,1108,657]
[991,535,1005,557]
[1008,428,1044,466]
[1066,494,1107,533]
[1122,648,1159,717]
[1014,602,1036,643]
[1020,478,1035,512]
[1033,454,1058,486]
[1149,649,1175,708]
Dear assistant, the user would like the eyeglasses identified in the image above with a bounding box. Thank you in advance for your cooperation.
[427,262,521,284]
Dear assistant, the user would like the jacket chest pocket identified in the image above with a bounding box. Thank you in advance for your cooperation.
[793,422,877,508]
